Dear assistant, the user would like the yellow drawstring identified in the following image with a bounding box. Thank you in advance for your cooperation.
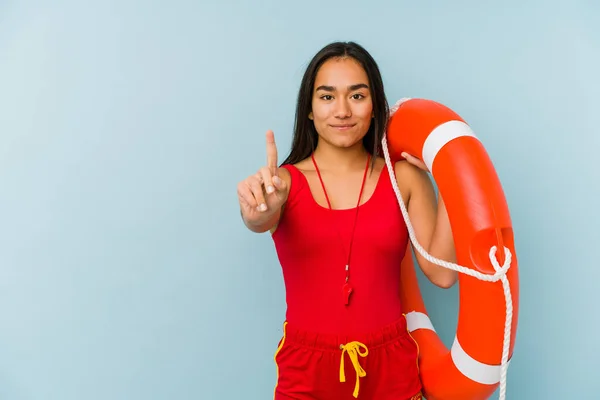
[339,341,369,398]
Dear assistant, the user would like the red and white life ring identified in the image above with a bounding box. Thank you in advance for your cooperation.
[382,98,519,400]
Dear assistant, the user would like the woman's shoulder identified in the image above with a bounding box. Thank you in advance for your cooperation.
[285,158,313,172]
[277,158,312,200]
[277,163,293,182]
[388,157,431,196]
[391,157,427,178]
[279,158,313,182]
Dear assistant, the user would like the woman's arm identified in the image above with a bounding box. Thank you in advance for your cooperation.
[395,157,457,289]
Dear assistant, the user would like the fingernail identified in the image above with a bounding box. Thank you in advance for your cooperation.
[273,176,281,185]
[258,203,267,212]
[267,185,274,194]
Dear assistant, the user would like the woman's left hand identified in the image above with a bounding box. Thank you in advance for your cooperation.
[401,152,429,172]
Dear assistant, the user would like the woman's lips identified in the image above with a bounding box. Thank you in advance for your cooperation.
[330,124,356,131]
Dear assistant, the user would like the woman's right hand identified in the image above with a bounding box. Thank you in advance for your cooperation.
[237,130,289,231]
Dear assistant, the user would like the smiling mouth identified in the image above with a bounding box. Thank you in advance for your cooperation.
[330,124,356,129]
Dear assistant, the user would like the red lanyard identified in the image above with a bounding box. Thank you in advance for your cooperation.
[311,153,371,305]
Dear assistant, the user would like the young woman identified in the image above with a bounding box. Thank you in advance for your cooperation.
[237,41,457,400]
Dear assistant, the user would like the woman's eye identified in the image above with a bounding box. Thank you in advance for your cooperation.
[352,94,365,100]
[321,95,333,100]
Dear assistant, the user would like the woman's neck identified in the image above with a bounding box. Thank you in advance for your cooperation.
[312,141,370,173]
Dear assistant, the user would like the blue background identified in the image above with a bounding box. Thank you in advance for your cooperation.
[0,1,598,399]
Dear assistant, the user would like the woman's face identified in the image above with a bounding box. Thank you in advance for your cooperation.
[310,57,374,150]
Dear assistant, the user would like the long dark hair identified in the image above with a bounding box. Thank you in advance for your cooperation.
[281,41,389,167]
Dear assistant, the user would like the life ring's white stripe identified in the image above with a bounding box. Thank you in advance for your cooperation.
[406,313,508,385]
[422,120,477,172]
[405,311,436,333]
[451,337,509,385]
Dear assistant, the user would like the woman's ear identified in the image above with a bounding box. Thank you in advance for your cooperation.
[308,112,313,120]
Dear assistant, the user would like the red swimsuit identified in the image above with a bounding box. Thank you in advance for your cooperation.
[271,161,422,400]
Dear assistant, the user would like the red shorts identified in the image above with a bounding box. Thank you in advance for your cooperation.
[273,315,422,400]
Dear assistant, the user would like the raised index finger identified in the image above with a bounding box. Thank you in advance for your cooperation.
[266,130,278,174]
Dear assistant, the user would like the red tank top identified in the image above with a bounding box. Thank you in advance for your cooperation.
[271,162,409,334]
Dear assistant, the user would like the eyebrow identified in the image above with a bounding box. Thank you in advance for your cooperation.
[315,83,369,92]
